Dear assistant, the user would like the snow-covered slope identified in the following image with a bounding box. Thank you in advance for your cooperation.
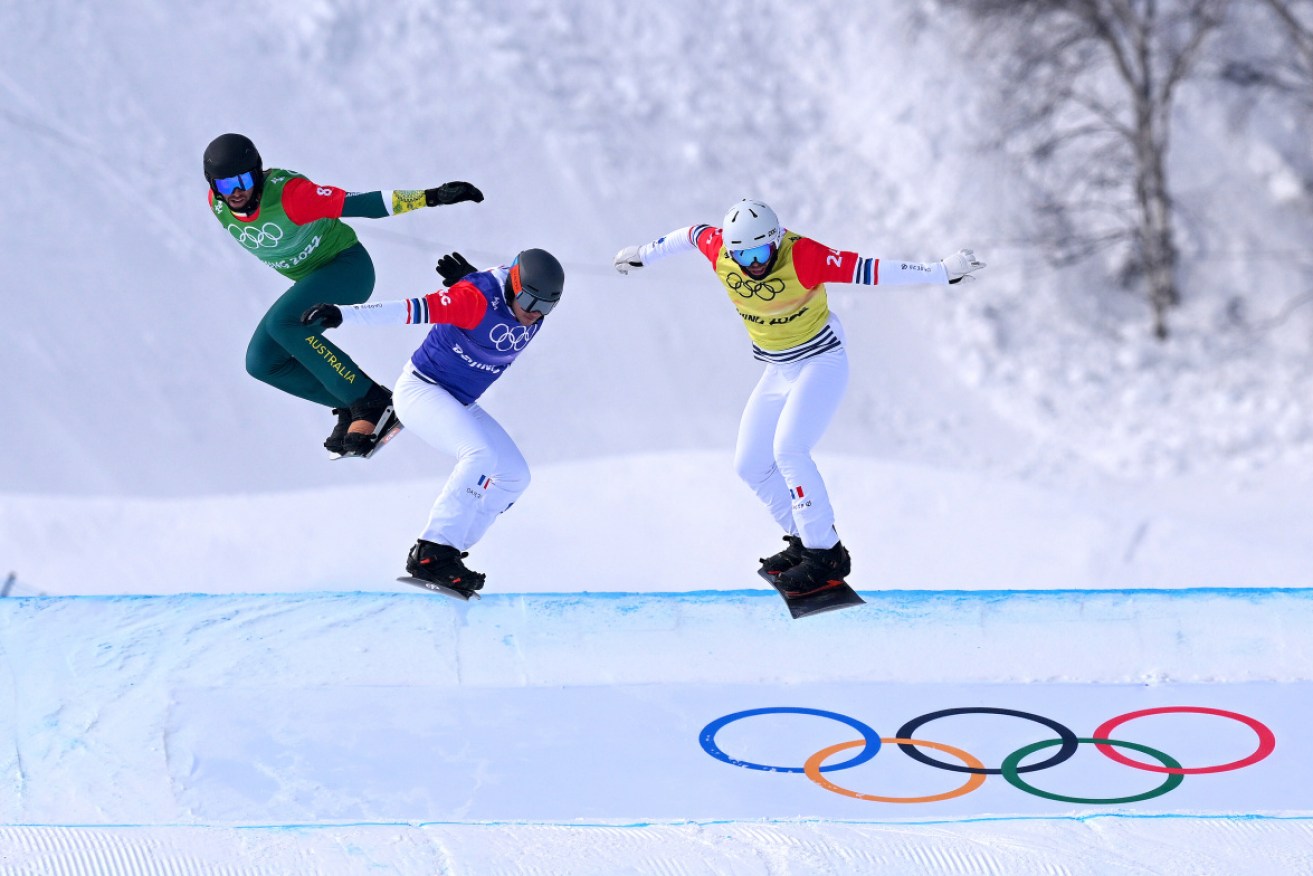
[8,1,1312,498]
[5,452,1313,597]
[1,1,986,495]
[0,590,1309,873]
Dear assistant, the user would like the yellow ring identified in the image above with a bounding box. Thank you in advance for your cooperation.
[804,737,987,804]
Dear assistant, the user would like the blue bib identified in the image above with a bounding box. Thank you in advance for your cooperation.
[410,269,541,404]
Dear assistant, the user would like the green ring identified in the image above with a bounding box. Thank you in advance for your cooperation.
[1002,737,1184,805]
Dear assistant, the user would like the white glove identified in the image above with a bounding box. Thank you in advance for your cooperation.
[614,245,644,275]
[942,248,985,284]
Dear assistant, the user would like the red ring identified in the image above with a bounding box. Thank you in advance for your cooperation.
[1094,707,1276,775]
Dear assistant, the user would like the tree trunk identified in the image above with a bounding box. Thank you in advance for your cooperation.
[1126,1,1181,340]
[1137,116,1179,340]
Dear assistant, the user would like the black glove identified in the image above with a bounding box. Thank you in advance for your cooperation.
[435,251,478,287]
[300,303,343,329]
[425,181,484,207]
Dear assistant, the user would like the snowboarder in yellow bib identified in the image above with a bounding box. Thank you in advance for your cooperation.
[615,200,984,600]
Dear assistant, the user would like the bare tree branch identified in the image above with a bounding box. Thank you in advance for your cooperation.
[946,0,1230,339]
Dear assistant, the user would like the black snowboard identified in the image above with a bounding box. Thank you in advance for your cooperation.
[759,570,865,619]
[396,575,481,601]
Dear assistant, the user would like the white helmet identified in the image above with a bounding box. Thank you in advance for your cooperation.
[722,199,782,250]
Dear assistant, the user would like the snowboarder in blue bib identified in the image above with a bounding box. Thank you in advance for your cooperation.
[302,249,565,595]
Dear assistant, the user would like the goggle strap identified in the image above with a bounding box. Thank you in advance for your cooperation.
[508,263,555,315]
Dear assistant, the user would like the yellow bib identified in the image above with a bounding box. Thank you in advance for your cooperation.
[715,233,830,352]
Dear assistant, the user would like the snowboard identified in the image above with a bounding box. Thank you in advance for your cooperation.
[759,570,865,619]
[329,410,403,460]
[396,575,481,602]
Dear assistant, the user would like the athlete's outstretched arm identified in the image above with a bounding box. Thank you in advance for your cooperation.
[614,224,722,274]
[301,280,488,331]
[792,238,985,289]
[280,177,484,225]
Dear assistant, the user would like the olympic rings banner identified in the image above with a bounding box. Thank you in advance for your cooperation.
[168,680,1306,822]
[700,705,1277,807]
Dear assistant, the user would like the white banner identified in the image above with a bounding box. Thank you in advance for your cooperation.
[163,682,1301,822]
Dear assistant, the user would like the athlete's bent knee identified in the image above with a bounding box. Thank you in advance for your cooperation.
[734,452,775,488]
[245,346,279,385]
[772,444,815,474]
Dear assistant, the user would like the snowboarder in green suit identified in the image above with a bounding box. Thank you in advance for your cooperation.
[203,132,484,458]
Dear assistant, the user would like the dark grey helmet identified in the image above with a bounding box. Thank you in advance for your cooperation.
[203,133,266,209]
[508,248,565,315]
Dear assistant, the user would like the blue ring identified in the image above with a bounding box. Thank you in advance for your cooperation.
[699,707,882,773]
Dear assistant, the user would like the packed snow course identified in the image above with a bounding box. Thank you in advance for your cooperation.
[0,589,1309,874]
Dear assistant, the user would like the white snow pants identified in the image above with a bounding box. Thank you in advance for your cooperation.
[393,363,530,551]
[733,320,850,550]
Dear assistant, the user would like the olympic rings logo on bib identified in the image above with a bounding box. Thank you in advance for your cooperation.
[227,222,284,250]
[488,322,536,352]
[724,271,787,301]
[699,706,1275,805]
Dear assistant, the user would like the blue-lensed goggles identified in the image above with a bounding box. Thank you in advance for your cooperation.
[730,243,774,267]
[213,171,256,196]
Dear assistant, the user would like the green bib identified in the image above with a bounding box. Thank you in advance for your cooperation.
[210,168,359,281]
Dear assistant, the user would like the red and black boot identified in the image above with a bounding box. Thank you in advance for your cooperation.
[405,540,486,594]
[324,407,353,458]
[342,384,401,458]
[776,541,852,598]
[757,535,805,582]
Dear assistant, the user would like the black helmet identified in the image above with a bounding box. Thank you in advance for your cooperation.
[203,133,266,210]
[507,248,565,316]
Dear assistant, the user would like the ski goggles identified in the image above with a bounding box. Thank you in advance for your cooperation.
[213,171,256,196]
[509,262,558,316]
[730,243,774,267]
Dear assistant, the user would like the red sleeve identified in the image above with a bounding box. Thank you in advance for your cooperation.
[791,237,862,289]
[414,281,488,330]
[281,177,348,225]
[692,225,723,265]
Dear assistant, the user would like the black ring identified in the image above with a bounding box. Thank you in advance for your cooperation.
[895,707,1080,775]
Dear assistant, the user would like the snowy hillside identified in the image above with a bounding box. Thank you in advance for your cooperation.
[6,1,1313,498]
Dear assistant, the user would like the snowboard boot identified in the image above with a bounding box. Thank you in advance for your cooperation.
[342,384,398,457]
[324,407,353,457]
[776,541,852,598]
[758,535,805,579]
[406,540,486,592]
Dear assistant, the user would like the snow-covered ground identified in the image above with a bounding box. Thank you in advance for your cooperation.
[4,1,1313,872]
[0,591,1310,873]
[5,451,1313,597]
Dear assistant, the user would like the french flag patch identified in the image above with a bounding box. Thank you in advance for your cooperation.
[477,475,493,490]
[790,485,805,499]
